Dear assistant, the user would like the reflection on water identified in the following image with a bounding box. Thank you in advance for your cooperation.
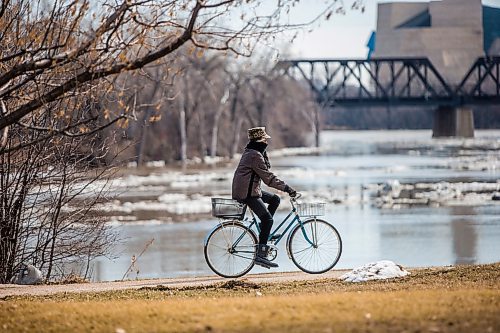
[92,130,500,281]
[451,207,477,265]
[93,222,212,282]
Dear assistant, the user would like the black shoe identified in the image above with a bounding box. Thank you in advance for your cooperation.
[255,245,278,268]
[254,257,272,269]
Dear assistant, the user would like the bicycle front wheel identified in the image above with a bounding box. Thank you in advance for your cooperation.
[204,221,257,278]
[288,218,342,274]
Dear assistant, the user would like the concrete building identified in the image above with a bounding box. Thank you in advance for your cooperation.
[370,0,500,137]
[371,0,500,85]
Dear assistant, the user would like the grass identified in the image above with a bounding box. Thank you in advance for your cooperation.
[1,263,499,333]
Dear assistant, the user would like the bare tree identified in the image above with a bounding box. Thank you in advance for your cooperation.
[0,101,118,283]
[222,71,245,158]
[209,86,229,159]
[134,73,163,166]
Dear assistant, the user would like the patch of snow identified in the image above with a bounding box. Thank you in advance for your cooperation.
[109,215,137,221]
[202,156,226,165]
[93,194,213,216]
[372,180,500,208]
[110,172,232,189]
[269,146,324,157]
[108,218,167,226]
[279,167,347,179]
[339,260,410,283]
[14,264,43,285]
[161,194,212,215]
[145,160,165,168]
[158,193,188,203]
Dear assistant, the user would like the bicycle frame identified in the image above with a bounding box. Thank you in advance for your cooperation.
[228,197,317,249]
[205,193,342,277]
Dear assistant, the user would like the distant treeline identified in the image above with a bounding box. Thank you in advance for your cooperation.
[100,51,318,166]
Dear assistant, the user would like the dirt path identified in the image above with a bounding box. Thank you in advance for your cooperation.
[0,269,349,298]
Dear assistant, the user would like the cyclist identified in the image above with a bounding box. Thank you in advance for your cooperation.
[232,126,297,268]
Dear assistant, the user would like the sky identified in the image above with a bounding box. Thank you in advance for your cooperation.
[279,0,500,60]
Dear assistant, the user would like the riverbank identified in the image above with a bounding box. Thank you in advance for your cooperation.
[1,263,499,332]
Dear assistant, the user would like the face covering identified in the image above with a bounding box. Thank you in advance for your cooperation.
[246,140,268,153]
[246,140,271,169]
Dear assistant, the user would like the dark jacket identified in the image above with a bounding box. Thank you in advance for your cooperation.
[232,145,288,201]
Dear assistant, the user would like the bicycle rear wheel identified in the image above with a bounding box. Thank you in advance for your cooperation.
[204,221,257,278]
[288,218,342,274]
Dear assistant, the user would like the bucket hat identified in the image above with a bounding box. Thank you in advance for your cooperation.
[247,127,271,141]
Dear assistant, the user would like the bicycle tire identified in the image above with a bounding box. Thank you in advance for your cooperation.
[204,220,257,278]
[288,218,342,274]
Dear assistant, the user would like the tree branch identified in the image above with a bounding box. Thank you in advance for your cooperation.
[0,0,130,89]
[0,1,203,131]
[0,114,127,154]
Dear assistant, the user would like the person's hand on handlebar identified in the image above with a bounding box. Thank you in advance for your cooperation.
[285,185,297,198]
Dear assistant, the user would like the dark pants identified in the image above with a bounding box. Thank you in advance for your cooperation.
[244,191,280,245]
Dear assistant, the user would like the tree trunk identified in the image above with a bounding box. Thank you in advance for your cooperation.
[136,81,161,166]
[210,107,223,158]
[209,88,229,159]
[314,105,321,148]
[46,171,67,280]
[198,111,207,160]
[179,95,187,167]
[0,167,29,283]
[256,101,264,126]
[231,118,244,158]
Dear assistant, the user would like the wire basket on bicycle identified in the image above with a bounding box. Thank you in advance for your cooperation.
[211,198,247,220]
[296,202,325,217]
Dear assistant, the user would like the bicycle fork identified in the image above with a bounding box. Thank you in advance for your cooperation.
[285,216,319,259]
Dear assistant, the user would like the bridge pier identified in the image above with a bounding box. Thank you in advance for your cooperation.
[432,106,474,138]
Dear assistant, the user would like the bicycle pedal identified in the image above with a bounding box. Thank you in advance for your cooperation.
[269,234,282,241]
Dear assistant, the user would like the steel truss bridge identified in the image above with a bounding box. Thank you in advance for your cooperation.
[276,57,500,107]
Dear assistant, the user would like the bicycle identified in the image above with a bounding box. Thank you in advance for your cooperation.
[203,193,342,278]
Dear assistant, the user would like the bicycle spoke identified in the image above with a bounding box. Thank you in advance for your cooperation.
[219,223,236,248]
[289,220,342,274]
[292,245,313,256]
[205,223,257,278]
[208,243,227,251]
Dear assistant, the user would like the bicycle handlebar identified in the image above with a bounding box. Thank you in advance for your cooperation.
[290,192,302,201]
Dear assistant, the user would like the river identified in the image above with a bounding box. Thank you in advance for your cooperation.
[91,130,500,282]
